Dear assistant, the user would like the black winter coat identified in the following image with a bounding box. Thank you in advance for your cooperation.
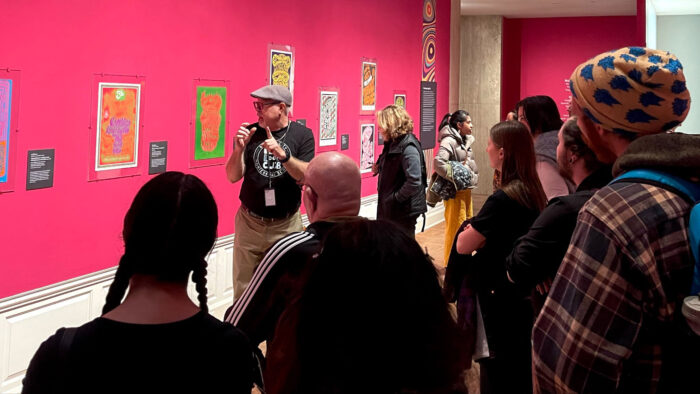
[376,133,427,222]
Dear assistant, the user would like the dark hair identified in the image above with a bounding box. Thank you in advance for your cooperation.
[491,121,547,211]
[102,172,218,315]
[296,219,468,393]
[439,110,469,131]
[560,117,603,173]
[516,95,563,135]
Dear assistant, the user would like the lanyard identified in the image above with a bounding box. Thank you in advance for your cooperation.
[267,122,292,188]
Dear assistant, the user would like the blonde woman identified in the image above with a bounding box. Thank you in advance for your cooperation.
[435,110,478,265]
[374,105,426,237]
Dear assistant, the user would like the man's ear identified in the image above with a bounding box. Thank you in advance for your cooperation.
[569,151,578,164]
[306,185,318,207]
[594,122,608,138]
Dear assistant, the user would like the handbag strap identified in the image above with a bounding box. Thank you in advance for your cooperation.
[58,327,78,391]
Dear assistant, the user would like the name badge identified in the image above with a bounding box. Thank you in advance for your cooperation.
[264,188,276,207]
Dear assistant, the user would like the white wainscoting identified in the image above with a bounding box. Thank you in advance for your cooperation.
[0,197,444,393]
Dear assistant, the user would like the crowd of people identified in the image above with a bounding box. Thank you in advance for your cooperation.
[22,46,699,394]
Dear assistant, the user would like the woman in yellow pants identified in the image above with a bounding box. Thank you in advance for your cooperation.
[434,111,478,265]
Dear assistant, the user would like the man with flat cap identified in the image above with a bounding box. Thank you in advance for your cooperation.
[225,85,315,300]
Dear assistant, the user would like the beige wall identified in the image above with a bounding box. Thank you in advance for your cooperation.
[449,0,461,110]
[459,15,502,197]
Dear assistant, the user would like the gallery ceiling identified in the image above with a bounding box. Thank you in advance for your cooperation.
[461,0,700,18]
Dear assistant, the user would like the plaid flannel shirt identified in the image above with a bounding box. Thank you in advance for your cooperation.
[532,181,694,393]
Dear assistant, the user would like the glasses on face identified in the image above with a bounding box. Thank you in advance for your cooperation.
[253,101,280,112]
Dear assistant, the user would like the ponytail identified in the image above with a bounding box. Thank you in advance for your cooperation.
[191,258,209,313]
[439,113,452,131]
[102,255,133,315]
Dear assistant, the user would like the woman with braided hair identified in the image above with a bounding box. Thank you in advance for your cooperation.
[23,172,257,394]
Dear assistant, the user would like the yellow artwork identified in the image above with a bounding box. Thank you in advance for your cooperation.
[270,50,292,89]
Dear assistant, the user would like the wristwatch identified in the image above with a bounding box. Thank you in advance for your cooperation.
[279,148,292,163]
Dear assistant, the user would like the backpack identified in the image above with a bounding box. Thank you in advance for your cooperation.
[612,169,700,335]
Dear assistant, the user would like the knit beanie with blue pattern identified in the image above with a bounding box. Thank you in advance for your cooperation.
[570,47,691,134]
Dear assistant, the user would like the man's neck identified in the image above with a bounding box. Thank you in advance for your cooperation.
[268,118,289,132]
[571,168,592,188]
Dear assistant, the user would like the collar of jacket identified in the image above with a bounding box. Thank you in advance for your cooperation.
[387,133,418,154]
[613,133,700,179]
[438,126,464,145]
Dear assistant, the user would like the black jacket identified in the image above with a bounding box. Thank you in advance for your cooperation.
[376,133,427,222]
[505,165,613,289]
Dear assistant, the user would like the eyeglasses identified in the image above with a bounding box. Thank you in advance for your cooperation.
[253,101,280,112]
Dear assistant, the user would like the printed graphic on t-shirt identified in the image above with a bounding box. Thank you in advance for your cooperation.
[253,142,289,178]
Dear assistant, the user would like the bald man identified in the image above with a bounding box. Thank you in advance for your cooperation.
[224,152,361,392]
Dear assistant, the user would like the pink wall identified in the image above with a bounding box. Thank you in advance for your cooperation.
[0,0,451,298]
[501,16,640,119]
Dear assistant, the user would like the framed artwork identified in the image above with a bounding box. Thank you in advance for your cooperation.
[268,43,295,114]
[319,89,338,148]
[422,0,437,82]
[359,122,375,175]
[88,74,146,181]
[0,79,12,186]
[190,80,229,167]
[394,93,406,109]
[0,69,20,193]
[361,60,377,112]
[95,83,140,171]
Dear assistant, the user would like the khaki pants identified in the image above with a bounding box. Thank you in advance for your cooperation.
[232,208,303,300]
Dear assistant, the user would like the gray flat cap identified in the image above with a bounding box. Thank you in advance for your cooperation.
[250,85,292,106]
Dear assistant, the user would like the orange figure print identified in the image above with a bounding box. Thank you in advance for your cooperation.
[194,86,226,161]
[0,141,5,178]
[97,84,139,169]
[199,91,222,152]
[362,62,376,109]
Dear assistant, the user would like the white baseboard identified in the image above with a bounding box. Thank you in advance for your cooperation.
[0,195,444,393]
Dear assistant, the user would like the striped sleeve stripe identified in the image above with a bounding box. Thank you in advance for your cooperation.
[225,231,315,325]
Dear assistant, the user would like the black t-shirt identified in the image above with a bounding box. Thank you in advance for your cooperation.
[470,189,540,297]
[239,121,315,219]
[22,311,256,394]
[469,190,540,357]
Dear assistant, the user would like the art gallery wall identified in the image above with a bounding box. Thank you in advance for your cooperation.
[657,15,700,134]
[501,16,640,120]
[0,0,451,298]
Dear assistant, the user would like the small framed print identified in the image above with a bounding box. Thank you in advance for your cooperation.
[359,121,375,176]
[319,88,339,149]
[361,60,377,112]
[0,68,20,193]
[190,79,230,168]
[394,92,406,109]
[268,43,295,115]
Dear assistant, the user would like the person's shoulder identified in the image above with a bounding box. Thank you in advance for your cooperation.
[291,121,313,135]
[487,189,509,203]
[30,319,101,360]
[199,313,250,339]
[549,190,596,212]
[273,230,318,252]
